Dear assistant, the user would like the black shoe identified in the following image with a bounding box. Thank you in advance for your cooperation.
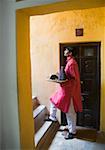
[64,133,74,140]
[44,117,57,122]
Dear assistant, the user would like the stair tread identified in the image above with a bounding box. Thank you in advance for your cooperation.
[35,121,52,146]
[33,105,46,118]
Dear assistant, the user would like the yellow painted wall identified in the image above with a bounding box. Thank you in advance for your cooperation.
[30,7,105,131]
[16,11,34,149]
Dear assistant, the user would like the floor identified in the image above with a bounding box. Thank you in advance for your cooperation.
[49,126,105,150]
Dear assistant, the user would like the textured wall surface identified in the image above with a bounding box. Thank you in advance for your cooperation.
[30,7,105,130]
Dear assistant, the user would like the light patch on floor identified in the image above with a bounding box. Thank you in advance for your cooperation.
[49,131,105,150]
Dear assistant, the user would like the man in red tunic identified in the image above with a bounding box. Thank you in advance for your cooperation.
[49,47,82,139]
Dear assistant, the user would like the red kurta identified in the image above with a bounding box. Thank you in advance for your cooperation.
[50,56,82,113]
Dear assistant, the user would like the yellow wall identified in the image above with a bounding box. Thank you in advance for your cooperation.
[16,11,34,149]
[30,7,105,131]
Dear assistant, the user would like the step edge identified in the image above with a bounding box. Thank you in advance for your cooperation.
[33,105,46,118]
[35,121,52,146]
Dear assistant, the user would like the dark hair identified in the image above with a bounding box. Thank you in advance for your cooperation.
[66,47,73,53]
[64,47,77,57]
[65,47,75,56]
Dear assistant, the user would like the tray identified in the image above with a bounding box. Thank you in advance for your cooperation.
[46,78,68,83]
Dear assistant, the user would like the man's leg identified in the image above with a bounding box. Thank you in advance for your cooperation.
[65,98,76,139]
[49,101,57,121]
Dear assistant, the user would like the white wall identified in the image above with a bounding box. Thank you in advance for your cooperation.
[1,0,20,149]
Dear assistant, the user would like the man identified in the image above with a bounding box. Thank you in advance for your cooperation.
[49,47,82,139]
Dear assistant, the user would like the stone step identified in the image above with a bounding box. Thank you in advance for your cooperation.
[33,105,49,133]
[35,121,60,150]
[35,121,52,146]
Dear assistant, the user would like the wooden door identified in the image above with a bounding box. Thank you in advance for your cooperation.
[60,42,100,129]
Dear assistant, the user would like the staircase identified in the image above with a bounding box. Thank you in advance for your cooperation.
[32,97,60,150]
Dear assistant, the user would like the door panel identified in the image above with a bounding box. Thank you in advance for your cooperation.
[60,42,100,129]
[81,58,96,74]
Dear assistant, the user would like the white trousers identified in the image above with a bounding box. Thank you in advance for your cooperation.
[50,98,76,133]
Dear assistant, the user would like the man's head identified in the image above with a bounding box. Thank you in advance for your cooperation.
[64,47,73,57]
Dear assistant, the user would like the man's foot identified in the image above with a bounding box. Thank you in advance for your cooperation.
[62,130,68,136]
[45,116,57,122]
[64,132,74,140]
[62,131,76,136]
[62,127,69,132]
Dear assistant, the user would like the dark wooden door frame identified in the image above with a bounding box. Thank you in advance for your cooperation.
[59,42,101,130]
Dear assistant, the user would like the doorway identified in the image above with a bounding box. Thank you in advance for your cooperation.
[60,42,101,129]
